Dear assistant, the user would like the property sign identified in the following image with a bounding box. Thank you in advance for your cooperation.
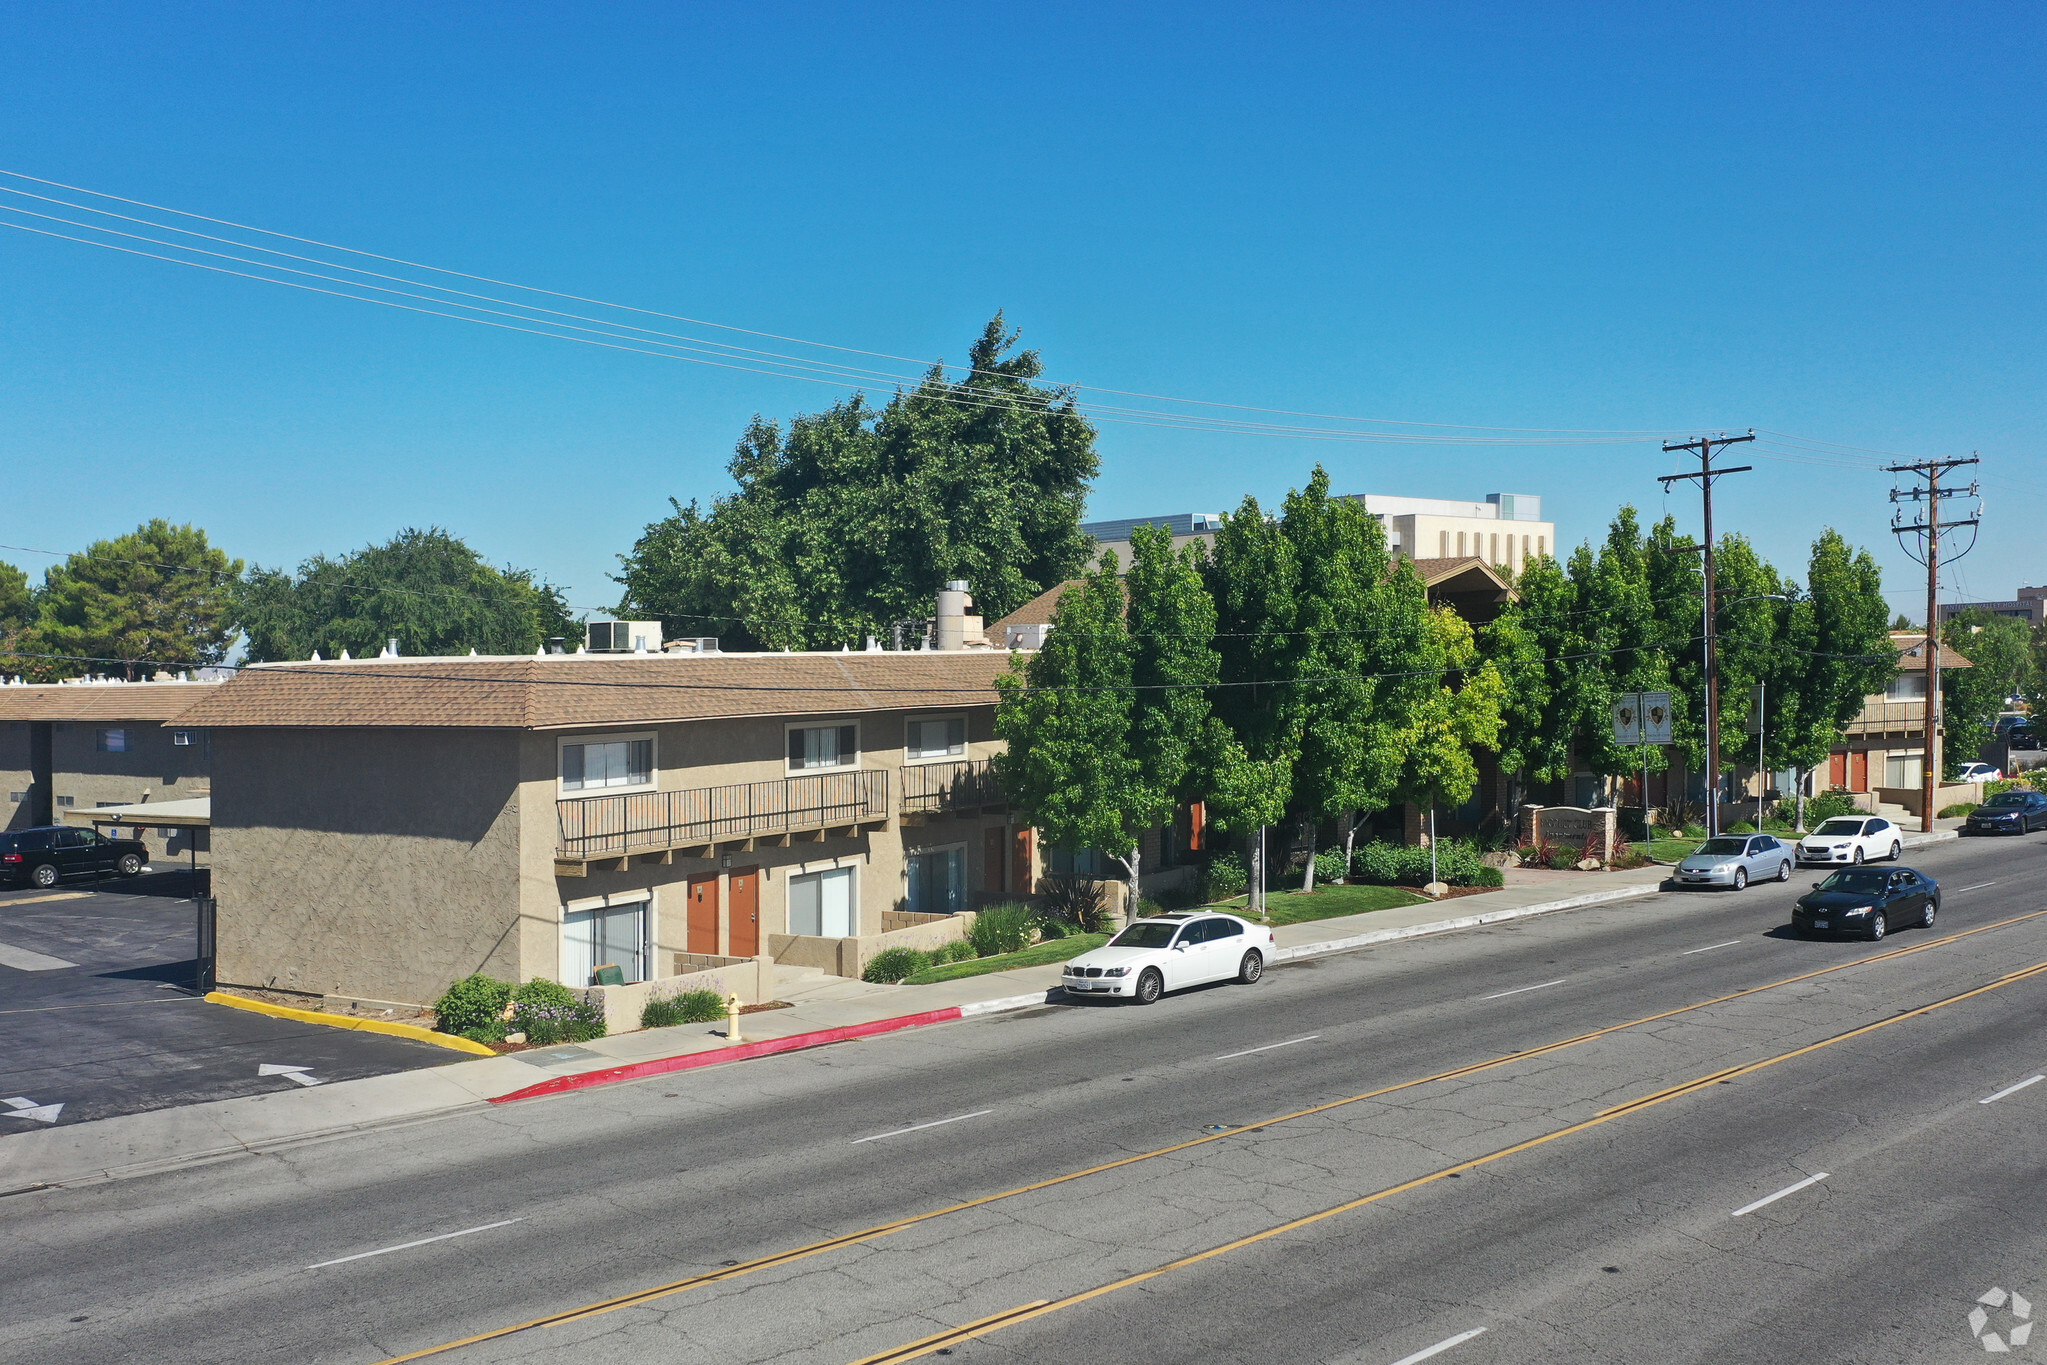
[1745,683,1766,736]
[1612,691,1674,746]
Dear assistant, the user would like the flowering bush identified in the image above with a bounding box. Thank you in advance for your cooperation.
[511,977,606,1045]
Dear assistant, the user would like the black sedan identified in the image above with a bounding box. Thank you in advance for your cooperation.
[1964,790,2047,835]
[1792,866,1940,941]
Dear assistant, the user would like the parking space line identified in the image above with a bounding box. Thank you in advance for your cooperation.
[0,940,79,971]
[1482,979,1565,1001]
[1979,1075,2044,1105]
[1216,1035,1320,1060]
[1731,1172,1828,1217]
[852,1110,993,1144]
[1955,882,1998,894]
[1682,940,1744,956]
[1389,1328,1488,1365]
[307,1218,525,1270]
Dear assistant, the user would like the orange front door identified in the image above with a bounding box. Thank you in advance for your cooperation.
[1849,750,1870,792]
[1828,751,1847,789]
[728,867,760,957]
[1013,827,1035,895]
[686,875,720,955]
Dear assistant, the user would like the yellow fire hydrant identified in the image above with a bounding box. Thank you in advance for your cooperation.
[724,993,744,1044]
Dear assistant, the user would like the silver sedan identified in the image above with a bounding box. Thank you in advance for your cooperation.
[1674,833,1796,890]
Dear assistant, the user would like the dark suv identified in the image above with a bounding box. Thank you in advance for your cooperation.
[0,825,149,889]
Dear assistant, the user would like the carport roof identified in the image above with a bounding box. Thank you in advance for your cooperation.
[62,797,211,828]
[172,652,1018,730]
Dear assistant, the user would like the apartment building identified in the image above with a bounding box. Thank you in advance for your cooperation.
[176,649,1028,1008]
[1081,492,1553,574]
[0,677,222,864]
[1936,587,2047,630]
[1827,632,1973,809]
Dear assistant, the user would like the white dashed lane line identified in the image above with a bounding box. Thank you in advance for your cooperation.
[1388,1327,1488,1364]
[851,1110,994,1144]
[306,1218,525,1270]
[1953,882,1998,894]
[1481,979,1565,1001]
[1681,939,1744,956]
[1980,1075,2045,1105]
[1731,1172,1829,1218]
[1216,1035,1320,1060]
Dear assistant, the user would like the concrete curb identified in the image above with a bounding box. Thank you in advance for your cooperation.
[1903,830,1958,849]
[1271,883,1664,963]
[204,991,497,1057]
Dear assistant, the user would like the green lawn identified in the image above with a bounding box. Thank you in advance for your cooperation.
[1203,882,1430,926]
[899,933,1111,985]
[1638,837,1703,863]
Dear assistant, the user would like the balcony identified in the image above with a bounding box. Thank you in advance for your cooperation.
[900,758,1004,819]
[1842,698,1929,737]
[557,769,890,868]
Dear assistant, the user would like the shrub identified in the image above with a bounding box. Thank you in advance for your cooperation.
[1987,777,2037,798]
[1547,845,1581,871]
[1202,856,1249,902]
[1313,848,1347,886]
[863,946,934,983]
[1035,918,1070,941]
[1939,802,1978,819]
[1039,875,1110,933]
[1473,865,1506,887]
[511,977,606,1045]
[968,902,1038,957]
[1149,882,1201,911]
[434,974,513,1041]
[1804,791,1860,825]
[641,988,728,1029]
[930,939,979,964]
[1350,839,1496,887]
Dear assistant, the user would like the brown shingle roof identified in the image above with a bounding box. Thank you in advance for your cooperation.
[990,581,1084,629]
[174,652,1019,730]
[0,681,225,723]
[1889,631,1972,670]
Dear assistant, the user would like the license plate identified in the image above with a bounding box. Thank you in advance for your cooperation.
[1815,920,1828,929]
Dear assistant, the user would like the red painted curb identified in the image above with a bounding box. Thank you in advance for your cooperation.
[487,1005,968,1103]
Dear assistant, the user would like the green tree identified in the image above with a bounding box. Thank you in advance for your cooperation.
[1770,531,1893,827]
[1480,550,1580,811]
[1393,608,1508,876]
[237,527,576,661]
[27,521,241,679]
[1942,609,2035,776]
[618,314,1099,650]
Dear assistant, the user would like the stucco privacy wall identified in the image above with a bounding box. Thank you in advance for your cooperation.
[214,728,525,1005]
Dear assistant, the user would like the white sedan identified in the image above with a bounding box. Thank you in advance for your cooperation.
[1796,815,1904,866]
[1061,912,1275,1004]
[1958,762,2002,782]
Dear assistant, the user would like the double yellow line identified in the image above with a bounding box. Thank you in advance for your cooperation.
[371,907,2047,1365]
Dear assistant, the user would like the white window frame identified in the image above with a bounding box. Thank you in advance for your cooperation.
[784,719,862,775]
[561,887,653,985]
[557,730,659,797]
[786,864,859,937]
[172,729,194,747]
[905,841,969,916]
[96,728,129,753]
[902,713,970,765]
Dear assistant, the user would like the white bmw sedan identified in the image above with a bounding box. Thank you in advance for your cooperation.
[1796,815,1904,867]
[1061,912,1275,1005]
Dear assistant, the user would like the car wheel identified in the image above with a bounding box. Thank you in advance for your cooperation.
[1132,968,1163,1005]
[1732,867,1747,891]
[1853,847,1865,865]
[30,863,59,889]
[116,851,143,877]
[1777,861,1792,882]
[1922,898,1937,929]
[1868,909,1887,942]
[1237,950,1264,985]
[1889,841,1901,861]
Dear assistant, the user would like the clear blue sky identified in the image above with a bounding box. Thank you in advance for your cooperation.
[3,2,2040,623]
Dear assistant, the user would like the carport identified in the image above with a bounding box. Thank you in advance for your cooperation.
[61,796,214,988]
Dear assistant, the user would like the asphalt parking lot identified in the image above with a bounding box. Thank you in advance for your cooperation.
[0,873,459,1130]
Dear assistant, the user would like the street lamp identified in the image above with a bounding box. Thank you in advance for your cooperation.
[1719,593,1789,831]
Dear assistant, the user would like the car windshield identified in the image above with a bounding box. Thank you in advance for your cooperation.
[1814,819,1866,836]
[1696,838,1747,855]
[1983,794,2027,808]
[1109,922,1180,949]
[1817,870,1889,894]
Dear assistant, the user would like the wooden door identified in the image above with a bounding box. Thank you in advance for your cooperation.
[1849,750,1869,792]
[728,867,760,957]
[1013,827,1035,896]
[983,827,1006,896]
[1828,750,1847,789]
[685,874,719,956]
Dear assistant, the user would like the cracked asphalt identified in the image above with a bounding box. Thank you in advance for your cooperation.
[4,833,2045,1365]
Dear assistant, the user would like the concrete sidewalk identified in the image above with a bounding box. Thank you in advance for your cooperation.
[0,829,1959,1194]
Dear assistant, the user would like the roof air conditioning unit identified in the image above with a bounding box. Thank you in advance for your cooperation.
[586,620,665,653]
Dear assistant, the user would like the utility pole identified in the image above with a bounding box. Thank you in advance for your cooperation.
[1886,456,1981,833]
[1660,432,1754,837]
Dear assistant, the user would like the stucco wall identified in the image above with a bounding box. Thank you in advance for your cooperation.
[214,727,524,1006]
[4,719,211,859]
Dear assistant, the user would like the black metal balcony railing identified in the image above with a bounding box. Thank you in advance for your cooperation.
[900,758,1003,814]
[558,769,890,859]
